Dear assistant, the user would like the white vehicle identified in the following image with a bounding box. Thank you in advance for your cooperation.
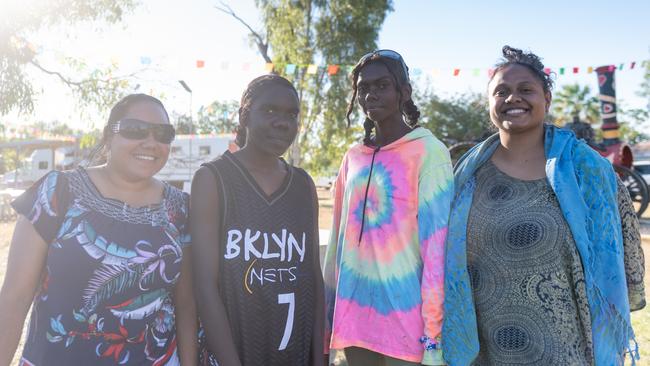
[155,134,237,192]
[1,146,77,186]
[634,160,650,186]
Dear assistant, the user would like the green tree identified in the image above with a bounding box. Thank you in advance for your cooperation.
[551,83,600,125]
[638,58,650,109]
[171,113,195,135]
[196,101,240,134]
[417,91,491,146]
[218,0,392,175]
[1,0,139,115]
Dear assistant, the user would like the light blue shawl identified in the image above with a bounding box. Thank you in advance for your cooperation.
[442,125,637,366]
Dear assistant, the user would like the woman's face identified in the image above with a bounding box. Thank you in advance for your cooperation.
[244,85,300,157]
[106,100,171,182]
[357,62,407,124]
[488,64,551,134]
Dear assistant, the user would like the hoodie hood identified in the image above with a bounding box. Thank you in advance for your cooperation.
[357,126,433,154]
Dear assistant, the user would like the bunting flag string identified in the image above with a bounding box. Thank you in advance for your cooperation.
[9,36,649,79]
[167,58,649,79]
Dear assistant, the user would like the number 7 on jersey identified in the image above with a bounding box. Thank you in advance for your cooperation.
[277,293,295,350]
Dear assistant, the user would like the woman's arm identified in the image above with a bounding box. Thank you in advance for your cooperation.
[322,155,348,359]
[174,247,198,365]
[190,166,242,366]
[0,216,49,366]
[419,157,454,366]
[306,178,325,366]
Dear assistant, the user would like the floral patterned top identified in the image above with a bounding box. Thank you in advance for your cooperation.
[11,168,190,366]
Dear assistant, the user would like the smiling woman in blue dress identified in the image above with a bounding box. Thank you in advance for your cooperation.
[443,46,646,366]
[0,94,197,365]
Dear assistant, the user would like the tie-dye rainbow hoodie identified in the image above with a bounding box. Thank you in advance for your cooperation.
[323,127,453,365]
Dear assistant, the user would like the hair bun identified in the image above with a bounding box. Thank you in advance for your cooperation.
[501,45,545,73]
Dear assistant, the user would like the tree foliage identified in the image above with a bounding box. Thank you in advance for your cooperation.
[0,0,139,115]
[221,0,392,175]
[416,91,492,146]
[551,83,600,125]
[171,100,240,135]
[638,57,650,109]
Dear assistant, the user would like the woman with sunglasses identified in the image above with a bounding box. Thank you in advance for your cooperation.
[443,46,645,365]
[322,50,452,366]
[191,74,324,366]
[0,94,197,365]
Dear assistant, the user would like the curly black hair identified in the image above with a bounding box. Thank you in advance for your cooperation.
[490,45,554,93]
[235,74,299,147]
[346,52,420,146]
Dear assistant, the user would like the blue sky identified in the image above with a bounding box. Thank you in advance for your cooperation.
[4,0,649,131]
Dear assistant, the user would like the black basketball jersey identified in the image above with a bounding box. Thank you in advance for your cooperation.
[200,151,317,366]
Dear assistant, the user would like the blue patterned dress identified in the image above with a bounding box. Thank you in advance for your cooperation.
[11,168,190,365]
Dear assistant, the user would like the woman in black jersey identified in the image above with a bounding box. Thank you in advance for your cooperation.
[190,74,325,366]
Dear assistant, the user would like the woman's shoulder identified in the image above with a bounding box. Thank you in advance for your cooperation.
[290,165,316,188]
[415,128,452,164]
[163,181,189,203]
[567,135,612,170]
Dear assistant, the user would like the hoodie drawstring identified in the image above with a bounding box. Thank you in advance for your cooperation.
[358,145,381,244]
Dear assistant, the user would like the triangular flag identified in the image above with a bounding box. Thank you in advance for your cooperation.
[411,68,422,77]
[453,69,460,76]
[630,62,636,69]
[140,56,152,65]
[587,66,594,73]
[196,60,205,68]
[285,64,297,74]
[618,63,624,70]
[543,68,551,75]
[573,67,579,74]
[265,63,274,72]
[559,67,565,75]
[307,64,318,74]
[608,65,616,72]
[472,68,480,77]
[327,64,340,75]
[431,68,439,77]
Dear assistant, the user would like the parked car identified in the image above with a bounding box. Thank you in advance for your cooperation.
[634,160,650,186]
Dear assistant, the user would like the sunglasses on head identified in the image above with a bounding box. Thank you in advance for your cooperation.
[109,119,176,144]
[358,49,409,78]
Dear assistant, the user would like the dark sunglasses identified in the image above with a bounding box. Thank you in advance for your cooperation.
[110,119,176,144]
[358,49,409,78]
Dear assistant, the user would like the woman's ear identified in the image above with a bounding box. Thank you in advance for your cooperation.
[545,91,552,113]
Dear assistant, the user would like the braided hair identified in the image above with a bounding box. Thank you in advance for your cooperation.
[490,45,554,94]
[236,74,299,147]
[87,94,169,165]
[346,53,420,146]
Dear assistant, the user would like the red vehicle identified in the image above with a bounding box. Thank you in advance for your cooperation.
[566,66,648,216]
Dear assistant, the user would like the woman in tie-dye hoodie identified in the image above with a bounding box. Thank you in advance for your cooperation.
[323,50,453,366]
